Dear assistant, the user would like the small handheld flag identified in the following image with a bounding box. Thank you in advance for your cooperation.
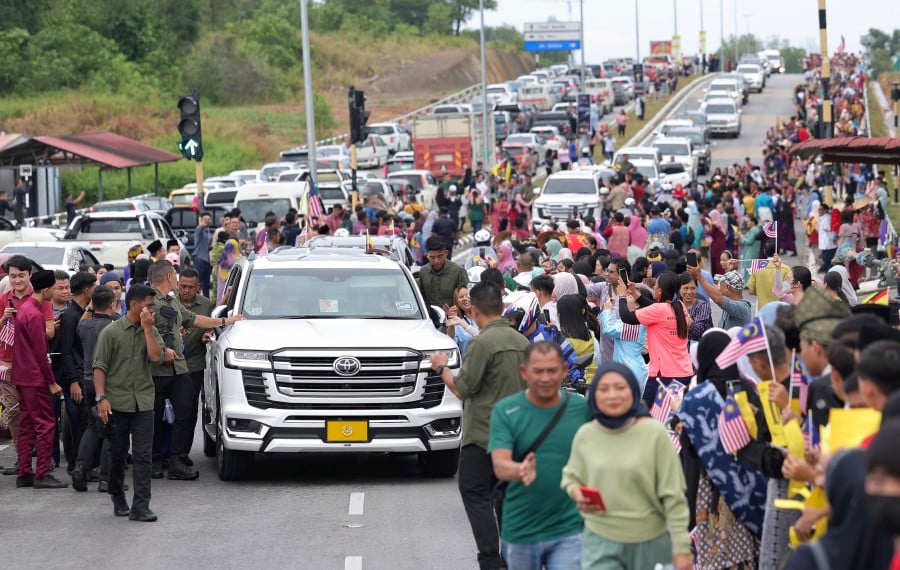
[749,258,769,274]
[763,221,777,238]
[719,390,752,453]
[715,317,768,369]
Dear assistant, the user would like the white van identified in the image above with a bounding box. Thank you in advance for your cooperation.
[584,78,613,115]
[518,84,553,110]
[233,182,309,226]
[204,187,239,210]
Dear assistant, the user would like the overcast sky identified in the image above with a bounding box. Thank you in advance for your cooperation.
[466,0,885,62]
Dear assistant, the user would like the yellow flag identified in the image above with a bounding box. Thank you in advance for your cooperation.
[758,382,787,447]
[733,389,758,439]
[827,408,881,453]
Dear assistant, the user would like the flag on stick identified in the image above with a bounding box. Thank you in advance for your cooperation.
[715,317,768,369]
[749,258,769,274]
[763,221,777,238]
[719,389,752,453]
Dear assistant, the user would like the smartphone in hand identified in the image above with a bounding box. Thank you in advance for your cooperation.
[686,252,698,267]
[619,269,629,284]
[580,486,606,510]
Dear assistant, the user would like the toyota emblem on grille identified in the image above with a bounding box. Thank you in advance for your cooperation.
[333,356,361,376]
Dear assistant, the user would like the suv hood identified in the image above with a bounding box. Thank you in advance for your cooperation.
[225,318,455,351]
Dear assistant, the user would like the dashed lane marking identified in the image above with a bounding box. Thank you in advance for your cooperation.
[348,492,365,516]
[344,556,363,570]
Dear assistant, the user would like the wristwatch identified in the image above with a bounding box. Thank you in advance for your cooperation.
[96,394,107,403]
[220,317,226,327]
[434,364,446,376]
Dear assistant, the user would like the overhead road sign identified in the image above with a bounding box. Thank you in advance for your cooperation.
[524,40,581,52]
[524,22,580,33]
[523,21,582,52]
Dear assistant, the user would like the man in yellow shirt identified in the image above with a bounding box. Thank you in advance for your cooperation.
[747,240,791,310]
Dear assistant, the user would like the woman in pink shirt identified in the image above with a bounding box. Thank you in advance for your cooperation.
[616,271,693,407]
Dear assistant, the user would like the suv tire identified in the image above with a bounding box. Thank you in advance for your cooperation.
[418,448,460,478]
[215,395,254,481]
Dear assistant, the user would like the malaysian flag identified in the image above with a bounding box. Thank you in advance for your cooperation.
[763,221,777,238]
[790,350,809,412]
[749,258,769,274]
[837,34,846,53]
[620,323,641,342]
[715,317,769,368]
[668,430,682,454]
[719,389,752,453]
[650,380,686,423]
[308,179,324,224]
[804,415,821,451]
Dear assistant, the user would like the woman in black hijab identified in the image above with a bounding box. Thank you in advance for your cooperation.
[561,362,693,570]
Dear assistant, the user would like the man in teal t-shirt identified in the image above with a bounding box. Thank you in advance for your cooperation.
[488,341,591,567]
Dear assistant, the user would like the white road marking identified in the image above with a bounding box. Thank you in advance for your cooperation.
[0,444,7,452]
[344,556,363,570]
[348,492,365,516]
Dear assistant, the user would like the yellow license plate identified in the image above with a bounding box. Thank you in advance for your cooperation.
[326,420,369,443]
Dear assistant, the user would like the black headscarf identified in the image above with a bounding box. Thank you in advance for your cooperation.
[695,328,740,398]
[588,362,651,429]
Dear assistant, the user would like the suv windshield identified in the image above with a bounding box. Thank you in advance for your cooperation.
[706,104,735,114]
[5,246,64,265]
[367,126,394,136]
[542,178,597,195]
[242,268,422,319]
[653,143,689,156]
[319,186,345,201]
[236,199,293,224]
[389,174,423,190]
[78,218,144,234]
[659,162,686,174]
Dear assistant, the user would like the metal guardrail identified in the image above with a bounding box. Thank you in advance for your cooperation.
[311,83,486,148]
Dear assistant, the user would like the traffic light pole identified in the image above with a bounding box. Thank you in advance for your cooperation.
[196,161,204,204]
[351,144,359,211]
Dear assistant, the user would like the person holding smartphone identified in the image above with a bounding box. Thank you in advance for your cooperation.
[561,362,692,570]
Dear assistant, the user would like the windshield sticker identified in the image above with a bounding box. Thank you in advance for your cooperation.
[319,299,339,313]
[395,301,414,312]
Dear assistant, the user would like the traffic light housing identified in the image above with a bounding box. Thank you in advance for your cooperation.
[348,87,370,144]
[177,91,203,161]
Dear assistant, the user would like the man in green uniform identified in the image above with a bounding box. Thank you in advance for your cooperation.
[146,260,243,481]
[489,341,591,567]
[417,236,468,310]
[94,284,165,521]
[176,267,213,460]
[431,283,530,570]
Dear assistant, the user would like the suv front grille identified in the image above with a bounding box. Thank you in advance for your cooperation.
[240,349,446,410]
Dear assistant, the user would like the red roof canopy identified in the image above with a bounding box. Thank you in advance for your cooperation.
[789,136,900,165]
[0,131,180,169]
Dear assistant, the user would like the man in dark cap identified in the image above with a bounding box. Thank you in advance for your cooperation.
[166,239,180,256]
[12,269,67,489]
[147,240,163,262]
[100,271,126,316]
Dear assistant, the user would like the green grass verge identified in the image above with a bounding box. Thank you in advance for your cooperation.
[866,82,900,230]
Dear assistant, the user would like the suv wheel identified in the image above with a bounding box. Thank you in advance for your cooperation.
[215,396,255,481]
[418,448,460,478]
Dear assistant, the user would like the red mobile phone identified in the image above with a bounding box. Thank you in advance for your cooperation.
[580,486,606,510]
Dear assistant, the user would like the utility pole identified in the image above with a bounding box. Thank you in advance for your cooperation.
[719,0,724,71]
[479,0,489,169]
[635,0,641,62]
[674,0,678,36]
[579,0,585,88]
[300,0,316,185]
[733,0,738,65]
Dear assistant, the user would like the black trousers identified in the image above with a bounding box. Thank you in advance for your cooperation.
[108,410,153,511]
[152,374,194,464]
[75,380,110,479]
[458,444,505,570]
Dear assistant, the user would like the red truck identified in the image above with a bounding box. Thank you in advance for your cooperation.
[413,113,495,178]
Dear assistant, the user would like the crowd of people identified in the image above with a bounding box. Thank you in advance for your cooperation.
[2,47,899,568]
[404,52,900,570]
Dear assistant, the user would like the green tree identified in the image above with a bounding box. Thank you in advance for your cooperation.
[0,28,30,93]
[449,0,497,36]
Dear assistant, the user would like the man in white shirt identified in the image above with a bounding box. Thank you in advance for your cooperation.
[818,202,837,272]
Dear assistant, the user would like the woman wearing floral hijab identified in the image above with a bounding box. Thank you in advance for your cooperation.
[561,362,692,570]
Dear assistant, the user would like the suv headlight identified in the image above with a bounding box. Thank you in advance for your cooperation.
[421,349,460,370]
[225,349,272,370]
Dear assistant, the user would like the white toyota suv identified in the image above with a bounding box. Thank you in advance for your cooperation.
[202,247,462,480]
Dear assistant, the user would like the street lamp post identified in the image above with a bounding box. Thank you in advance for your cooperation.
[674,0,678,35]
[479,0,489,169]
[299,0,316,183]
[719,0,724,71]
[635,0,641,62]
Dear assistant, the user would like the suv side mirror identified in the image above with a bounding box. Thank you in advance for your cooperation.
[428,305,447,330]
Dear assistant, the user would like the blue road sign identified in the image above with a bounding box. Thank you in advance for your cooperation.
[524,40,581,52]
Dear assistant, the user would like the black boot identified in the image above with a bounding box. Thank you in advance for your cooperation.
[111,495,130,517]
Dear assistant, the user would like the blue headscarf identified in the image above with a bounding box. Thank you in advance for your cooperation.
[588,362,651,429]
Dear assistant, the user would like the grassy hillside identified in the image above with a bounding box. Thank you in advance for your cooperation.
[0,32,531,203]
